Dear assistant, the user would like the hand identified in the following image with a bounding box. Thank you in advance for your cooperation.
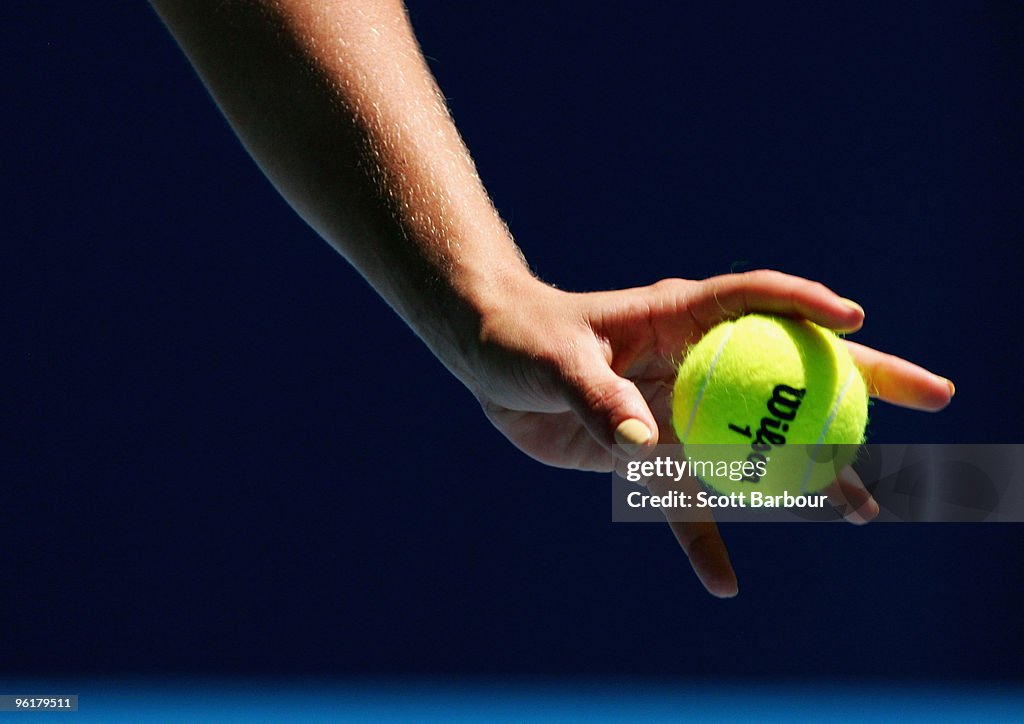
[470,269,953,597]
[152,3,954,599]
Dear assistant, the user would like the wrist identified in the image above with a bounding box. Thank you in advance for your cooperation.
[439,251,551,388]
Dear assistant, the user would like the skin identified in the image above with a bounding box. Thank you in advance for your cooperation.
[151,0,954,598]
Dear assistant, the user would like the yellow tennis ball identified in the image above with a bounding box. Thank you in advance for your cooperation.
[671,314,868,498]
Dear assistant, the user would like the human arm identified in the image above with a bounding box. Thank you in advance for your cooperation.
[150,0,954,596]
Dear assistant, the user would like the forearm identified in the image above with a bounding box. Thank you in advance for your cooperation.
[150,0,537,385]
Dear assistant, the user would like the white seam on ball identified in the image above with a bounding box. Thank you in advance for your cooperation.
[680,324,736,443]
[800,365,857,493]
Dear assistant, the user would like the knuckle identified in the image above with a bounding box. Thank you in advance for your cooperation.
[581,376,631,413]
[748,268,786,285]
[650,277,687,294]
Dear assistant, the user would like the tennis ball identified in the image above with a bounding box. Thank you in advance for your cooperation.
[671,314,868,498]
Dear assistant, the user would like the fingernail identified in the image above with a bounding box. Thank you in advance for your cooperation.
[614,418,651,455]
[944,378,956,398]
[845,509,868,526]
[846,498,879,526]
[840,297,864,316]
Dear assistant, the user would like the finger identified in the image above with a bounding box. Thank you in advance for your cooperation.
[845,341,954,411]
[822,465,880,525]
[563,350,660,460]
[665,519,739,598]
[686,270,865,332]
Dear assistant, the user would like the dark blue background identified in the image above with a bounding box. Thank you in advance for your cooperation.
[4,1,1022,681]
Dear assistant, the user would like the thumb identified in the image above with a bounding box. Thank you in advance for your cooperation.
[563,352,659,458]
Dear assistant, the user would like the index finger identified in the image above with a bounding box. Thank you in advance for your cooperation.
[689,270,865,333]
